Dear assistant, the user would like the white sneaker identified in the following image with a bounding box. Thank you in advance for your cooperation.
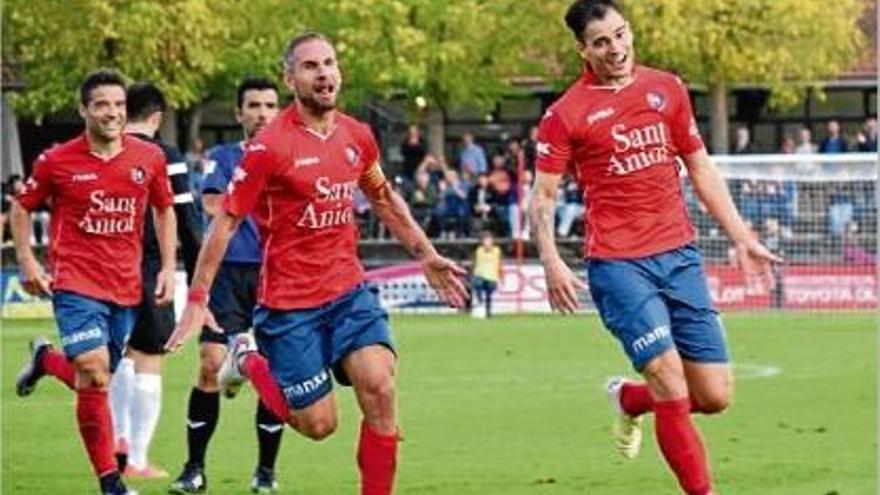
[219,333,257,399]
[605,376,643,459]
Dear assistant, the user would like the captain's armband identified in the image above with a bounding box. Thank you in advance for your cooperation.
[359,162,389,194]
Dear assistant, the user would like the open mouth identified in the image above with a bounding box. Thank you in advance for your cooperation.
[608,53,628,70]
[315,84,335,99]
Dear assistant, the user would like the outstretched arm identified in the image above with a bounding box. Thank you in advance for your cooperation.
[360,166,468,308]
[683,149,783,282]
[165,211,241,351]
[529,171,585,314]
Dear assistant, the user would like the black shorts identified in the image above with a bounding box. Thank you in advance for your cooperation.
[200,262,260,345]
[128,258,176,355]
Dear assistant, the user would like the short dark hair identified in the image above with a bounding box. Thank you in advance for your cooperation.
[282,31,331,72]
[564,0,623,42]
[79,68,127,106]
[236,78,278,109]
[126,82,166,122]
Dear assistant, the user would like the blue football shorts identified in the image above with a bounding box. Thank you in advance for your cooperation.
[587,244,729,371]
[253,282,395,410]
[52,290,137,371]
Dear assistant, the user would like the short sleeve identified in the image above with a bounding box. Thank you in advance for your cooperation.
[201,147,233,194]
[668,77,704,156]
[148,155,174,208]
[535,109,572,175]
[222,141,278,218]
[16,153,55,211]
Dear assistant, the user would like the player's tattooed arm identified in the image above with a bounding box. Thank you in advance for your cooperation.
[360,163,468,307]
[530,171,584,314]
[359,163,436,260]
[530,171,563,263]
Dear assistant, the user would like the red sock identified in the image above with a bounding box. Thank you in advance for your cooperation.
[240,353,289,423]
[357,420,398,495]
[654,399,712,495]
[621,382,653,417]
[42,348,75,390]
[76,388,117,477]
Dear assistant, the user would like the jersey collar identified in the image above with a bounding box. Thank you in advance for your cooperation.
[286,104,338,141]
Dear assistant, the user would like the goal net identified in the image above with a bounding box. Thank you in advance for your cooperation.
[686,152,877,312]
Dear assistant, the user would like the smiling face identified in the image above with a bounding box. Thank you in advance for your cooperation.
[577,8,634,86]
[79,84,126,144]
[284,38,341,115]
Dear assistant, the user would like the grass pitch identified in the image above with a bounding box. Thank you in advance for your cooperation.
[2,313,876,494]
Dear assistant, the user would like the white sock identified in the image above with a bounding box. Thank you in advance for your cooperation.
[109,357,135,445]
[128,373,162,469]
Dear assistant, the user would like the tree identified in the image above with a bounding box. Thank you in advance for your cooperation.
[623,0,867,152]
[2,0,233,122]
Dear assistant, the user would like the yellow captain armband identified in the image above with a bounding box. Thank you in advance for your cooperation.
[360,162,388,193]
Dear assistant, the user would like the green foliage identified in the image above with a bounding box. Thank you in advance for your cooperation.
[624,0,867,107]
[3,0,232,118]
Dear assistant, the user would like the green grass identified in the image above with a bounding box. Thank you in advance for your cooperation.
[2,313,876,494]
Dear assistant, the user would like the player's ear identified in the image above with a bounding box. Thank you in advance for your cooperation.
[575,40,588,60]
[283,71,297,94]
[78,104,87,119]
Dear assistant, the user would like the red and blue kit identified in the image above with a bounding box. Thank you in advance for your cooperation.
[536,65,705,260]
[223,105,382,310]
[16,134,173,306]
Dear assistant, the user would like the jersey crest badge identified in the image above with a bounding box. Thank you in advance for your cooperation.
[131,167,146,184]
[647,92,666,111]
[345,145,361,167]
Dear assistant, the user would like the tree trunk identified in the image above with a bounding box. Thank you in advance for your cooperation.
[425,106,446,159]
[186,103,204,151]
[160,107,179,149]
[709,81,729,154]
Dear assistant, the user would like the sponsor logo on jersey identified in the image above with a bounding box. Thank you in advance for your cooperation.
[646,91,666,111]
[587,107,615,125]
[131,167,146,184]
[607,122,671,176]
[78,190,138,235]
[296,176,357,229]
[72,172,98,182]
[536,141,551,157]
[294,156,320,168]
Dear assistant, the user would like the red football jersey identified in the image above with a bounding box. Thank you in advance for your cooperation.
[537,65,704,259]
[16,134,173,305]
[223,105,380,309]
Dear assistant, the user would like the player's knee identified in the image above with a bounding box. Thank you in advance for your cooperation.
[299,415,338,441]
[641,355,687,399]
[76,361,111,389]
[692,387,732,414]
[359,374,396,413]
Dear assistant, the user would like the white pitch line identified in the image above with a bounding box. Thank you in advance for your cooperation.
[734,363,781,379]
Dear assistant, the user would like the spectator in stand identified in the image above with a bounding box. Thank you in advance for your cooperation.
[417,153,448,185]
[842,221,874,265]
[505,139,526,173]
[819,119,848,153]
[434,169,471,239]
[523,125,540,172]
[731,126,755,154]
[471,231,502,318]
[410,169,439,235]
[399,124,427,182]
[459,132,488,176]
[855,117,877,152]
[468,173,497,235]
[517,169,534,240]
[795,126,817,154]
[488,153,515,237]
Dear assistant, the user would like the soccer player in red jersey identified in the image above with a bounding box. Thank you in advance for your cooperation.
[165,32,468,495]
[529,2,782,494]
[12,69,177,495]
